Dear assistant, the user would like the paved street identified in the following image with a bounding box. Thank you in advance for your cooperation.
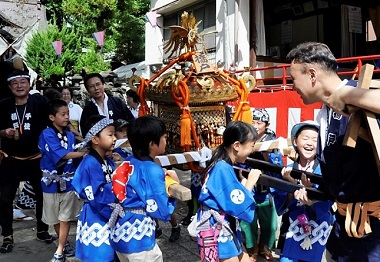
[0,169,280,262]
[0,203,201,262]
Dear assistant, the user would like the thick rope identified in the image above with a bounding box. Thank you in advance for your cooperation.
[107,203,125,229]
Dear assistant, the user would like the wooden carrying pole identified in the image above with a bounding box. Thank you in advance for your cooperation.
[156,151,330,201]
[235,166,330,201]
[154,153,201,202]
[343,64,380,175]
[167,183,192,202]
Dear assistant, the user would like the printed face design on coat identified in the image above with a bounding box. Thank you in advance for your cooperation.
[146,199,158,212]
[230,189,245,204]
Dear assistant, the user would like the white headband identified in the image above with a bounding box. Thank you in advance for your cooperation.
[79,118,114,149]
[7,75,30,82]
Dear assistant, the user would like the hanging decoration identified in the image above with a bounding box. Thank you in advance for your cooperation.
[145,11,157,27]
[51,40,62,59]
[92,31,104,53]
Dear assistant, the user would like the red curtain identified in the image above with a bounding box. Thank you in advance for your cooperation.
[229,90,322,138]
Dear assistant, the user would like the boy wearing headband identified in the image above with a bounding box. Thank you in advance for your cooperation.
[72,115,117,262]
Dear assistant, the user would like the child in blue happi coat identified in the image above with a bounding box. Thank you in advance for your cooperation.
[112,119,132,160]
[272,120,333,262]
[110,115,179,261]
[241,108,282,262]
[71,115,117,262]
[196,121,262,262]
[38,99,86,262]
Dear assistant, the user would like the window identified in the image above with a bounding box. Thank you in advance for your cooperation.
[366,20,376,42]
[163,0,216,41]
[162,0,216,58]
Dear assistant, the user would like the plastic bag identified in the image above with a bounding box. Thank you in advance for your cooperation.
[187,215,198,237]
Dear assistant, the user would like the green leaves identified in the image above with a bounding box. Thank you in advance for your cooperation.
[25,23,109,80]
[62,0,116,20]
[112,0,149,63]
[26,0,150,80]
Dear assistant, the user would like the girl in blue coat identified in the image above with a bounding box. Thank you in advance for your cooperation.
[196,121,262,262]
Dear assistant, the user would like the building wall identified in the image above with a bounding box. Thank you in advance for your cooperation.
[146,0,252,73]
[145,15,164,66]
[268,14,324,58]
[0,0,47,38]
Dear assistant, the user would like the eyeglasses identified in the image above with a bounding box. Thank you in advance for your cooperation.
[88,82,103,90]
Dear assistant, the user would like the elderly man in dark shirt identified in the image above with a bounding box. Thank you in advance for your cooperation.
[0,70,54,253]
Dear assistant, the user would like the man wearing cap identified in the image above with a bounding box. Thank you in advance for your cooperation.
[112,119,132,160]
[80,73,134,132]
[0,70,54,253]
[240,108,282,261]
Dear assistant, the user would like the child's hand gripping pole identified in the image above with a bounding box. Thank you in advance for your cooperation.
[165,170,192,201]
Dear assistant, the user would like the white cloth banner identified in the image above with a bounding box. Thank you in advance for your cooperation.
[255,0,266,56]
[11,18,40,58]
[0,35,8,56]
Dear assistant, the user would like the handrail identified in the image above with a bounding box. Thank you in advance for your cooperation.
[233,54,380,92]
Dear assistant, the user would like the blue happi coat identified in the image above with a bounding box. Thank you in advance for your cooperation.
[72,149,116,262]
[197,160,256,259]
[272,162,332,262]
[110,155,175,254]
[113,146,132,160]
[316,81,380,259]
[38,127,77,193]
